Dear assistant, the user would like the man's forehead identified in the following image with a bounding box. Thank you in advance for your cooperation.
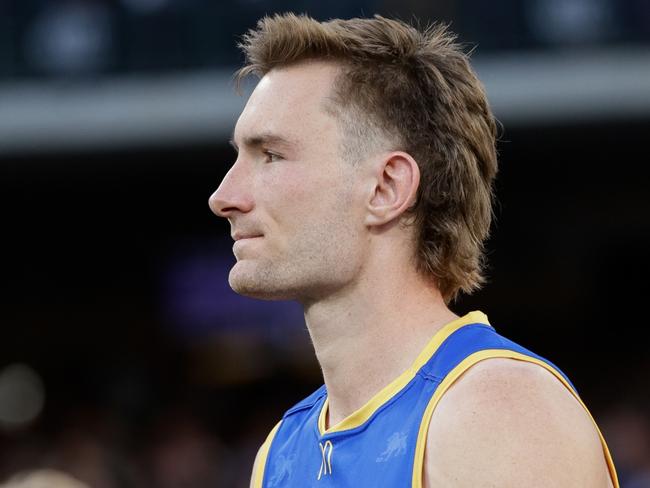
[250,62,338,111]
[233,62,341,145]
[263,59,341,90]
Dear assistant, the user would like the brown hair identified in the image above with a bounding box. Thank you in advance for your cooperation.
[236,14,498,302]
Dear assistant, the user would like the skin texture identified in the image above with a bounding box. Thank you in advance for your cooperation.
[424,359,614,488]
[210,61,613,488]
[211,61,367,303]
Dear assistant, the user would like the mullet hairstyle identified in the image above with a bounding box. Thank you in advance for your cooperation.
[236,13,498,302]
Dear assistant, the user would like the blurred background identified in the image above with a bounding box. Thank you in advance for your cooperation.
[1,0,649,487]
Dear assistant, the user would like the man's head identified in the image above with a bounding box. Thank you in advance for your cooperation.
[210,14,497,303]
[211,61,370,302]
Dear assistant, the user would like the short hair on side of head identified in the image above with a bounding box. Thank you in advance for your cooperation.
[236,13,498,302]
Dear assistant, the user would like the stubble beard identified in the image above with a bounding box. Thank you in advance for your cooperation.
[228,190,363,302]
[228,237,360,303]
[228,256,337,302]
[228,257,298,300]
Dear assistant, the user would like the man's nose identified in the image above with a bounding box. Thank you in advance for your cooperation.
[208,163,254,218]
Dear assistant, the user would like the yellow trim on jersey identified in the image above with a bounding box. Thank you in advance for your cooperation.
[411,350,620,488]
[253,421,282,488]
[318,311,490,435]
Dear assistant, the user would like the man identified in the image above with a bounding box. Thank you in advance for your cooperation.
[209,14,619,487]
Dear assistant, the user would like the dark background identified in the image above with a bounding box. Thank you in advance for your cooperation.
[1,1,649,487]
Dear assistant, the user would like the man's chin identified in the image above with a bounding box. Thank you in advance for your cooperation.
[228,266,295,301]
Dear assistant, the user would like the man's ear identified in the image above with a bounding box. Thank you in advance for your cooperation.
[365,151,420,227]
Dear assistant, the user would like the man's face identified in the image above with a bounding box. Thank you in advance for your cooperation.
[209,61,368,302]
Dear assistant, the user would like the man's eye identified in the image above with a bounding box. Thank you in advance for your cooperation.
[263,151,282,163]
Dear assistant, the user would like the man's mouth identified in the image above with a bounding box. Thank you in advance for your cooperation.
[232,233,264,241]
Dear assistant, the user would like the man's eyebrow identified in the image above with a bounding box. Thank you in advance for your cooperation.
[229,132,297,152]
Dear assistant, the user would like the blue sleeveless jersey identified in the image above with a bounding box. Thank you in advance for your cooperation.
[252,311,618,488]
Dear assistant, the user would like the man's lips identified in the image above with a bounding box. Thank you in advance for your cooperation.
[232,233,263,241]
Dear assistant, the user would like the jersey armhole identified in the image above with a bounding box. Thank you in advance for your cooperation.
[410,349,619,488]
[252,420,282,488]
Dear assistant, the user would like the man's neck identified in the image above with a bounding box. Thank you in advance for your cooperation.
[303,265,457,430]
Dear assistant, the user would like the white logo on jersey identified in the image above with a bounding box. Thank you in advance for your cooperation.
[317,440,333,480]
[376,431,407,462]
[268,454,295,487]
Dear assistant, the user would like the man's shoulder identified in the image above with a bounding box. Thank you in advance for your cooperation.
[424,358,613,487]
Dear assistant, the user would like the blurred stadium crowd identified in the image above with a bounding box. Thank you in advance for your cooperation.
[1,1,650,487]
[1,0,650,79]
